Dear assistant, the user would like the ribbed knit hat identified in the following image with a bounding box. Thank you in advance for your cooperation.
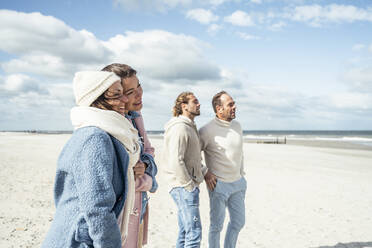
[73,71,121,107]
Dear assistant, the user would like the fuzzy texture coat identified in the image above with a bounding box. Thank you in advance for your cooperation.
[70,106,140,242]
[163,115,207,191]
[42,126,130,248]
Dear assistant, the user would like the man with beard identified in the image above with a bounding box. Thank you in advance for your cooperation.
[199,91,246,248]
[163,92,207,248]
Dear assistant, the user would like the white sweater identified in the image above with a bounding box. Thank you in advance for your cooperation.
[163,116,207,191]
[199,117,245,183]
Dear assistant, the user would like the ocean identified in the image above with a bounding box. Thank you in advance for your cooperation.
[4,130,372,147]
[242,130,372,147]
[148,130,372,147]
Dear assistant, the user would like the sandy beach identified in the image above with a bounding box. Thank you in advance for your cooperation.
[1,132,372,248]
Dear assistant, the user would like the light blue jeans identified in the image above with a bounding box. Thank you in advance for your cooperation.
[170,187,202,248]
[208,177,246,248]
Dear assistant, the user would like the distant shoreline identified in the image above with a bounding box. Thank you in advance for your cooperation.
[0,130,73,134]
[1,131,371,151]
[243,138,372,151]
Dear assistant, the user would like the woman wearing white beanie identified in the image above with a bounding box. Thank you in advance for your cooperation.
[42,71,142,248]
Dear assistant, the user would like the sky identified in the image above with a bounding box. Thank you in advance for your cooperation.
[0,0,371,131]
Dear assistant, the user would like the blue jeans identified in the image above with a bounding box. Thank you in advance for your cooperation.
[170,187,202,248]
[208,177,246,248]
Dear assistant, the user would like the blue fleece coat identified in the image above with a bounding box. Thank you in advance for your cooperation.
[42,126,129,248]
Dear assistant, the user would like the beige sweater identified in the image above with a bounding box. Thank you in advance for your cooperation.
[163,116,207,191]
[199,117,245,183]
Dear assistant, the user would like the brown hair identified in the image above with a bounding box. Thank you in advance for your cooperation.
[91,63,137,110]
[172,92,194,117]
[90,93,115,111]
[101,63,137,79]
[212,91,227,113]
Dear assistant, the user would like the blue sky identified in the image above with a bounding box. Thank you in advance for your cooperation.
[0,0,371,130]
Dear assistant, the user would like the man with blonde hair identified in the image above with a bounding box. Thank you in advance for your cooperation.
[199,91,246,248]
[163,92,207,248]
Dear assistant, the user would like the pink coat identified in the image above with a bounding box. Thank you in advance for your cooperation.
[134,113,154,157]
[122,112,155,248]
[123,175,152,247]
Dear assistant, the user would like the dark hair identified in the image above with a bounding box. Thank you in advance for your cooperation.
[101,63,137,79]
[212,91,228,113]
[91,63,137,110]
[173,92,194,117]
[90,93,115,111]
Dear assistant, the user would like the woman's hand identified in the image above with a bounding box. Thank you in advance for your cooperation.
[133,161,145,179]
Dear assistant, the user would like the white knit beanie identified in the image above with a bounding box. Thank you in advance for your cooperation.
[73,71,121,107]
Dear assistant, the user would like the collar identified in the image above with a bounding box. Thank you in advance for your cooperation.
[214,116,232,127]
[179,115,194,123]
[125,111,140,120]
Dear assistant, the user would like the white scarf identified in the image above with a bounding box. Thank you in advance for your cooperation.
[70,106,140,242]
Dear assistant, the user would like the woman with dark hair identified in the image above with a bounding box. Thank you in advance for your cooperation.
[42,71,142,248]
[102,63,158,248]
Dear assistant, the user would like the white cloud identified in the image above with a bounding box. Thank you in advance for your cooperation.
[330,92,372,110]
[239,85,305,115]
[224,10,255,27]
[352,44,366,51]
[325,4,372,22]
[288,4,372,26]
[0,9,113,80]
[0,10,226,130]
[114,0,232,11]
[369,43,372,53]
[0,72,75,130]
[1,9,372,130]
[218,4,372,30]
[114,0,192,12]
[1,74,47,95]
[0,10,111,63]
[207,23,222,34]
[1,53,71,78]
[237,32,261,40]
[251,0,262,4]
[0,10,221,82]
[104,30,221,81]
[289,4,322,25]
[186,8,219,24]
[0,85,74,130]
[344,66,372,92]
[202,0,230,6]
[269,21,287,30]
